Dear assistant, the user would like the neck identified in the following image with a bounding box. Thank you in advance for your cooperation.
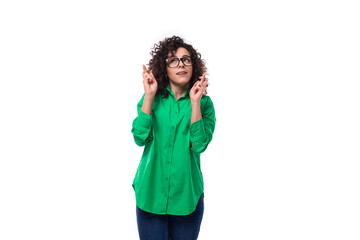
[169,81,189,101]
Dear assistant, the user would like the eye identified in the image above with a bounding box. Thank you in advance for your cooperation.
[183,57,192,64]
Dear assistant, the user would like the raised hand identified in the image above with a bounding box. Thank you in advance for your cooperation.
[190,72,208,104]
[142,64,158,97]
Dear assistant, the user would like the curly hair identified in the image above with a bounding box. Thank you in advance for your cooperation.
[148,36,207,97]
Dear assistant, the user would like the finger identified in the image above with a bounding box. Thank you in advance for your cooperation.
[144,73,150,81]
[199,78,207,87]
[201,72,206,81]
[203,73,208,82]
[143,64,150,74]
[147,75,152,83]
[199,73,204,81]
[195,82,201,89]
[200,81,207,91]
[199,74,206,85]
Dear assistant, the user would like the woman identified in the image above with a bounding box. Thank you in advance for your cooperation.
[131,36,216,240]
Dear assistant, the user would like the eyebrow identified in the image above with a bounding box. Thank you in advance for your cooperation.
[170,54,191,58]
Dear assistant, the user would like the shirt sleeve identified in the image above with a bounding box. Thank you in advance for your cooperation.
[190,96,216,153]
[131,94,153,146]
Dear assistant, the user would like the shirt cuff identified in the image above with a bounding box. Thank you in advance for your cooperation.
[136,110,152,130]
[190,118,206,139]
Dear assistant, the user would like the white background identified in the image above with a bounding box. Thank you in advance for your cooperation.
[1,0,359,239]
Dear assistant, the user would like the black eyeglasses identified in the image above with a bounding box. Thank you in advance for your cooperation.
[166,57,193,68]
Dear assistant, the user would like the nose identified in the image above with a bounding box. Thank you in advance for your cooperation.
[178,59,185,68]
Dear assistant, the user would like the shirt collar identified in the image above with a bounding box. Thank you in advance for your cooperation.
[166,84,190,99]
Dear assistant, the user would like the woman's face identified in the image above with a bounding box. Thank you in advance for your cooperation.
[166,47,193,88]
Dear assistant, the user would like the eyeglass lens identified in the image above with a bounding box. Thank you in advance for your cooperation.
[167,57,192,68]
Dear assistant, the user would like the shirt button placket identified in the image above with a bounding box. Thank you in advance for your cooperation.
[166,100,179,211]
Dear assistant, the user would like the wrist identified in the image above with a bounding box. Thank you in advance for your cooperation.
[145,93,156,100]
[191,100,200,107]
[142,95,154,116]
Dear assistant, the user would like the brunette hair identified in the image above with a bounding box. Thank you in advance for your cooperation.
[148,36,207,97]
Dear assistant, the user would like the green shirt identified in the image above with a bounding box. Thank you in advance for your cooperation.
[131,85,216,215]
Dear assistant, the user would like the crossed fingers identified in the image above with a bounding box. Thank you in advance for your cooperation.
[142,64,154,83]
[194,72,208,95]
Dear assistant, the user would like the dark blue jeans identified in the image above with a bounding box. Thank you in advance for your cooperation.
[136,194,204,240]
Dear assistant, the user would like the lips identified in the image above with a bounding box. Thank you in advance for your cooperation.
[176,71,187,75]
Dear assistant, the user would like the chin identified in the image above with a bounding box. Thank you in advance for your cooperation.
[176,79,191,87]
[170,75,190,84]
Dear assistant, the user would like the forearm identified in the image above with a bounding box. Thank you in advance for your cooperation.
[141,94,155,115]
[189,97,216,153]
[191,101,202,124]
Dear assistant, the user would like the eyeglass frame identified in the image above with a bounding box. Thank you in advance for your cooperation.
[165,56,193,68]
